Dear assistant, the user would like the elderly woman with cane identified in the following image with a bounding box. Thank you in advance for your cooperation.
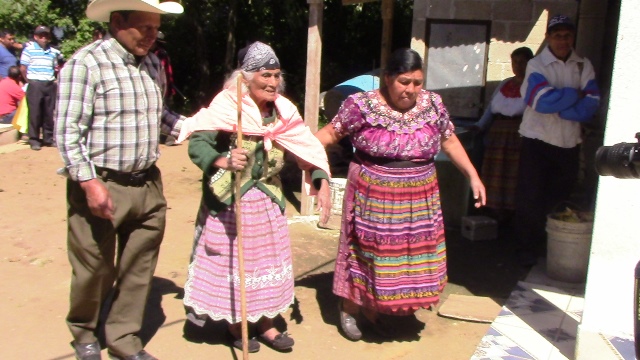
[177,41,331,353]
[315,48,486,341]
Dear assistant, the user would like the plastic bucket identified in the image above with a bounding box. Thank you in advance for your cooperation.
[545,216,593,283]
[329,178,347,215]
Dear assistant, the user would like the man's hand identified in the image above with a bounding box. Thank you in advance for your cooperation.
[79,178,114,220]
[316,179,332,225]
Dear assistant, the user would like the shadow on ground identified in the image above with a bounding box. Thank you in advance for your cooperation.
[295,272,426,343]
[445,220,530,302]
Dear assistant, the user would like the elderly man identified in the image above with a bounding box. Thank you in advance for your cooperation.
[514,15,600,266]
[20,25,63,150]
[55,0,183,359]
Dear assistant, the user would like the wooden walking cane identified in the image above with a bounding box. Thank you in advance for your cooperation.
[235,73,249,359]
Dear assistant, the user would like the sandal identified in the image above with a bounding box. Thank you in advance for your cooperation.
[338,300,362,341]
[259,331,294,351]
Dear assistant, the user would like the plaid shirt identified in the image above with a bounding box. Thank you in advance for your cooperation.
[55,35,183,181]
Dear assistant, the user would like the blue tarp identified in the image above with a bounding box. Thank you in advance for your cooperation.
[332,74,380,96]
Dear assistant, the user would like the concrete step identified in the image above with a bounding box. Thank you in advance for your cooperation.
[0,125,18,146]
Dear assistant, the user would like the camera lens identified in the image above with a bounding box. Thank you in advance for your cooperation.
[595,142,640,179]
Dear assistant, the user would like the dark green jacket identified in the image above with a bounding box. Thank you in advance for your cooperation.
[188,130,329,215]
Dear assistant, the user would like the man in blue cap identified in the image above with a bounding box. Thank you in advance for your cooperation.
[20,25,63,150]
[514,15,601,266]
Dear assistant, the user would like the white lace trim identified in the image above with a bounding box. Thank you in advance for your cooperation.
[229,260,292,289]
[183,254,294,323]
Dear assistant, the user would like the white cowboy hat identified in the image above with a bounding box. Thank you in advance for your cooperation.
[86,0,184,22]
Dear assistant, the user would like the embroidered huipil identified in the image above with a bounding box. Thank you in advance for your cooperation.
[55,35,183,181]
[332,89,455,160]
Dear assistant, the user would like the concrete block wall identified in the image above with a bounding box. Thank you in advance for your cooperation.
[411,0,578,108]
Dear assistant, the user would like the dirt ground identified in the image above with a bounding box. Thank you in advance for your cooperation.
[0,141,528,360]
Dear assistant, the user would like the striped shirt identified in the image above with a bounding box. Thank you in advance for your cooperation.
[19,42,62,82]
[55,35,183,182]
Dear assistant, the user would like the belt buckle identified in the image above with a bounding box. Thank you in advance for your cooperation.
[129,171,147,186]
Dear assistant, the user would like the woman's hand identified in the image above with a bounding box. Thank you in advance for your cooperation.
[316,178,332,225]
[470,176,486,208]
[228,148,249,171]
[213,148,249,171]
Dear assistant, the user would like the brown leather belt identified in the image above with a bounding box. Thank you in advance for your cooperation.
[96,165,155,187]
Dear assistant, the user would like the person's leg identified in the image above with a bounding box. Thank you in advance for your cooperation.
[257,316,294,350]
[544,145,580,217]
[104,167,167,357]
[41,82,56,145]
[26,82,43,148]
[228,321,261,352]
[514,138,548,264]
[66,179,118,344]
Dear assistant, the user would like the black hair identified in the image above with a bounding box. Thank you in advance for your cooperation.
[8,66,20,80]
[384,48,423,78]
[511,47,534,61]
[93,26,106,36]
[0,29,14,38]
[110,10,134,22]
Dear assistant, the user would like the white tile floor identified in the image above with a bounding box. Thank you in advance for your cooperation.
[471,261,636,360]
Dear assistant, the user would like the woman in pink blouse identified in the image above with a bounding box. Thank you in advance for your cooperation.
[315,48,485,341]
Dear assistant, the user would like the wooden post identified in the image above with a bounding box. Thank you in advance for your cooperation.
[380,0,394,70]
[301,0,324,216]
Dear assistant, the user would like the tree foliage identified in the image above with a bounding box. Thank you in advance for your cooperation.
[1,0,414,115]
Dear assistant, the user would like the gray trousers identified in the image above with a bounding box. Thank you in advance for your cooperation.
[65,166,166,357]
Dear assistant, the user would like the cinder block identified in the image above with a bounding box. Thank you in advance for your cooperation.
[490,21,507,39]
[509,21,538,43]
[493,1,533,21]
[455,1,492,20]
[533,2,578,21]
[461,216,498,241]
[425,0,453,19]
[489,42,519,64]
[486,62,508,82]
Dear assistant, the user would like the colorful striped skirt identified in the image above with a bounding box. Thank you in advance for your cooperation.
[183,187,294,324]
[332,160,447,315]
[481,114,522,210]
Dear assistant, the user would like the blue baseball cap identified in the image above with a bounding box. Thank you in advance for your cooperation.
[547,15,575,33]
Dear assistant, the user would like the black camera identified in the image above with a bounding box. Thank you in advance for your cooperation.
[595,132,640,179]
